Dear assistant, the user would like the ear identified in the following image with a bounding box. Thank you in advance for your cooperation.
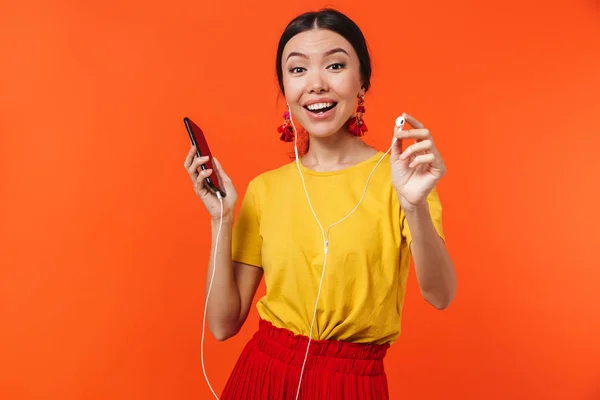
[358,86,366,98]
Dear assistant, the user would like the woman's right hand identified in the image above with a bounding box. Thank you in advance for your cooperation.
[184,146,238,221]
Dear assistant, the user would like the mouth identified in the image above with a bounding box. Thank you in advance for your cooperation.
[303,102,338,114]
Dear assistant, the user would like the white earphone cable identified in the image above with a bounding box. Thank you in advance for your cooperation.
[199,113,402,400]
[201,190,223,400]
[289,107,399,400]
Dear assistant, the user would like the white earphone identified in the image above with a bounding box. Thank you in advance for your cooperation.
[289,106,405,400]
[200,107,406,400]
[395,115,405,130]
[201,190,224,399]
[393,115,405,146]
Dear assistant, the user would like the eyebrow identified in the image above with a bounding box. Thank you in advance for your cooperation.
[285,47,349,61]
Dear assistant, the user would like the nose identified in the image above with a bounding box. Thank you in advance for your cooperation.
[307,70,327,93]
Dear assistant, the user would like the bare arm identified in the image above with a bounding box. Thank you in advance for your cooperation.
[206,216,263,341]
[404,202,456,310]
[391,113,456,310]
[183,149,262,341]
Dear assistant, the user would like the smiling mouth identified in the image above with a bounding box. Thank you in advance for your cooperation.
[304,102,338,114]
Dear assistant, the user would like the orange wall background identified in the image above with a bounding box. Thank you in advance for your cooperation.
[1,0,599,399]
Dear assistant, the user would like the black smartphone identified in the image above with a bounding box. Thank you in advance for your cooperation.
[183,117,226,198]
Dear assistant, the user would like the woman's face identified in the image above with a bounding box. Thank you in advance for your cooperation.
[281,29,364,138]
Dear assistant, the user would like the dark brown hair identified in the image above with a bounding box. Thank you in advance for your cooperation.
[275,8,372,157]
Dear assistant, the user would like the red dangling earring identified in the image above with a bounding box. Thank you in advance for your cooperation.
[347,95,368,136]
[277,110,295,142]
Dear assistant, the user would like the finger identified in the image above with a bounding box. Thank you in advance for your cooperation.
[403,113,425,129]
[212,158,231,182]
[196,168,213,187]
[197,168,213,179]
[212,158,235,197]
[400,139,433,160]
[409,153,435,168]
[188,155,209,176]
[195,172,210,197]
[391,133,404,160]
[184,146,197,169]
[395,128,431,141]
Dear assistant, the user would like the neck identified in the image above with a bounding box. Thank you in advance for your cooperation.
[300,129,377,172]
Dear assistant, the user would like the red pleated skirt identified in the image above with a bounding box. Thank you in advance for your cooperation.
[220,319,390,399]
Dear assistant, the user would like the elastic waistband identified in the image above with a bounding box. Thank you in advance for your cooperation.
[252,319,389,375]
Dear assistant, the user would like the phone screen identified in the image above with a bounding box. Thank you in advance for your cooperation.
[183,117,225,197]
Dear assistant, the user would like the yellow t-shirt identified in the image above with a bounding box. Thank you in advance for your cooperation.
[231,151,444,345]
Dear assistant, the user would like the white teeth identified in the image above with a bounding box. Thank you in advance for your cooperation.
[306,102,334,111]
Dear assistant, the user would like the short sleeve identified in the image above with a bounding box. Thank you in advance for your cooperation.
[231,178,263,268]
[401,186,445,248]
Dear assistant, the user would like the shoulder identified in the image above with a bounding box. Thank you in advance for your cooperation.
[243,161,297,198]
[248,161,297,187]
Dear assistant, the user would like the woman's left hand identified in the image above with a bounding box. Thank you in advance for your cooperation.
[391,113,447,210]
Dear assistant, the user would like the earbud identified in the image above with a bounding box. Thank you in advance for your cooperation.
[392,115,405,146]
[395,115,405,128]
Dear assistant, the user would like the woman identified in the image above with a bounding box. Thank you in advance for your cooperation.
[183,8,456,400]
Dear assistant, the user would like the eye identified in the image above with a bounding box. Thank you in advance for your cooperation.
[289,67,306,74]
[327,63,346,70]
